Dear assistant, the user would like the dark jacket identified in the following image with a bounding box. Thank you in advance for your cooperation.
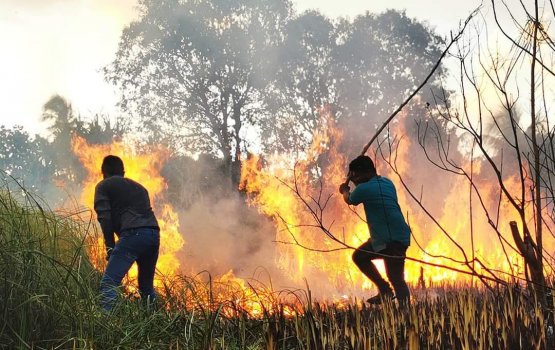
[94,175,159,249]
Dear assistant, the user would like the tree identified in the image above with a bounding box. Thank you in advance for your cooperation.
[262,10,338,154]
[0,125,55,192]
[40,95,130,190]
[334,10,446,157]
[412,0,555,306]
[106,0,292,187]
[41,95,86,183]
[81,115,129,145]
[263,10,447,161]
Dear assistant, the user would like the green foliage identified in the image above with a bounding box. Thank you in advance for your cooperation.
[0,95,129,204]
[0,183,98,348]
[41,95,87,184]
[106,0,291,175]
[106,0,447,171]
[262,10,337,153]
[40,95,129,186]
[80,115,129,146]
[0,126,55,192]
[264,9,446,155]
[334,10,445,155]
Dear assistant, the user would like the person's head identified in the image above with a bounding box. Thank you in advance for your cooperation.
[101,155,125,179]
[348,155,376,184]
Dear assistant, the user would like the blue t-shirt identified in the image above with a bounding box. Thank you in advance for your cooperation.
[349,176,411,251]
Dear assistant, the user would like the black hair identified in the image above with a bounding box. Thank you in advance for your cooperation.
[101,155,124,177]
[348,155,376,174]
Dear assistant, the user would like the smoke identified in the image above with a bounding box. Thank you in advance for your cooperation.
[157,153,296,288]
[178,194,290,284]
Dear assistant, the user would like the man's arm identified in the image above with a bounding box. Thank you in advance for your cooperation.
[94,184,115,256]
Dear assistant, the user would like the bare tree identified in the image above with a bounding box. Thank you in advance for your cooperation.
[410,0,555,307]
[245,2,555,309]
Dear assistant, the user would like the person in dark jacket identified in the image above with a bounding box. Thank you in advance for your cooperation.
[339,155,411,305]
[94,155,160,310]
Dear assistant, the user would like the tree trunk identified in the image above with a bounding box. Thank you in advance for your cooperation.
[231,98,243,190]
[510,221,550,308]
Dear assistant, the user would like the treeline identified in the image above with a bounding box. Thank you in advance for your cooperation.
[0,96,232,209]
[105,0,447,183]
[0,95,128,202]
[2,0,451,207]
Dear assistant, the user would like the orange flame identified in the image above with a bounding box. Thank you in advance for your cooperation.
[240,109,555,295]
[240,110,373,295]
[71,136,301,315]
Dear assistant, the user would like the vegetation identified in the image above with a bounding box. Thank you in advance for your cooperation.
[0,182,98,347]
[409,0,555,307]
[0,183,553,349]
[105,0,444,185]
[2,0,555,348]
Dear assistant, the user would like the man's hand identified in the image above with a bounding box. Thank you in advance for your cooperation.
[339,181,352,205]
[339,183,350,194]
[106,247,114,261]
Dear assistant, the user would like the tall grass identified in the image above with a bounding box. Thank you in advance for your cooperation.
[0,182,553,349]
[0,183,99,348]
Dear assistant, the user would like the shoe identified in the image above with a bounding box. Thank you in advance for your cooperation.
[366,291,394,305]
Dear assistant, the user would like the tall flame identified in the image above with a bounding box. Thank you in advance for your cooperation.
[240,111,376,294]
[240,109,555,295]
[70,110,554,306]
[71,136,300,315]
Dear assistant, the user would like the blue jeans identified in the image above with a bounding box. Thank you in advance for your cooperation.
[100,227,160,310]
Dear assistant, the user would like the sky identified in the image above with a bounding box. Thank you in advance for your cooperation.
[0,0,485,136]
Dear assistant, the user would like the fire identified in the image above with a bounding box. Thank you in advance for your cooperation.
[215,270,301,317]
[71,136,298,316]
[240,111,374,295]
[240,109,555,295]
[71,136,184,290]
[69,110,554,309]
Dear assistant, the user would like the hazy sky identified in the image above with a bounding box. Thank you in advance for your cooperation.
[0,0,484,136]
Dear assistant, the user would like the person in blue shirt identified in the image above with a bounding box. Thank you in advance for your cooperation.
[339,155,411,304]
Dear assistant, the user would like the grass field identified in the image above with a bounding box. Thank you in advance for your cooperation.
[1,185,553,349]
